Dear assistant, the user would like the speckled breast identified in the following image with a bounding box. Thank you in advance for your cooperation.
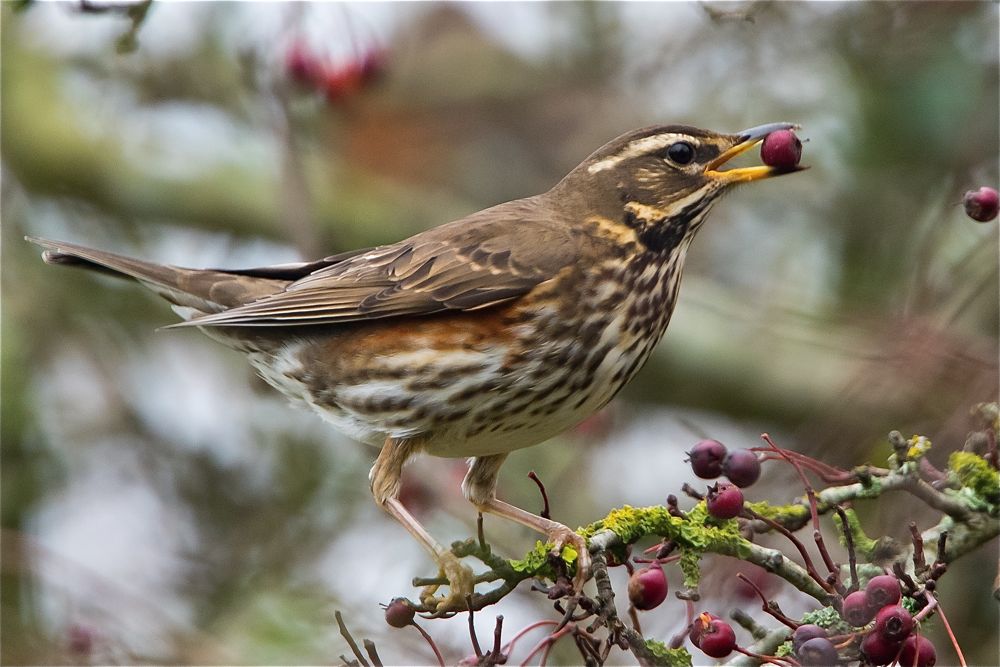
[243,246,688,458]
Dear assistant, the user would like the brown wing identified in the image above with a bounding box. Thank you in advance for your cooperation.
[174,198,579,328]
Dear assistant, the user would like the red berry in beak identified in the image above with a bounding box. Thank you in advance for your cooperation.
[964,186,999,222]
[760,129,802,169]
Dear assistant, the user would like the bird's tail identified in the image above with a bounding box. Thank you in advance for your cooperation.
[26,236,291,319]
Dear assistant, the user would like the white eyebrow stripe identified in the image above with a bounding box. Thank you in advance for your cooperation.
[588,133,696,173]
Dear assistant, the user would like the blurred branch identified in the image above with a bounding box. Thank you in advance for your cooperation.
[77,0,153,53]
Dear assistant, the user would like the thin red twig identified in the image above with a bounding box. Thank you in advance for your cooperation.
[412,623,445,667]
[502,620,558,656]
[933,595,967,667]
[736,572,799,629]
[527,471,551,520]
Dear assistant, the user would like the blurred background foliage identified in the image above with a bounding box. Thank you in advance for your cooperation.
[1,2,997,664]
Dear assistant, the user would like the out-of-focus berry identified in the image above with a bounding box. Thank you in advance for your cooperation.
[841,590,875,626]
[760,130,802,169]
[384,597,415,628]
[861,630,902,665]
[286,40,321,84]
[705,483,744,520]
[797,637,839,666]
[791,624,828,652]
[873,605,913,642]
[628,563,668,610]
[722,448,761,487]
[696,617,737,658]
[67,624,94,656]
[322,64,364,103]
[964,186,999,222]
[359,49,386,84]
[900,635,937,667]
[688,439,728,479]
[864,575,901,611]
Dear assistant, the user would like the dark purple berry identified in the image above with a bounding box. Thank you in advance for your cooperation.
[873,605,914,642]
[722,448,761,487]
[797,637,839,666]
[861,630,902,665]
[696,616,736,658]
[841,590,876,626]
[760,129,802,169]
[964,186,999,222]
[705,483,744,520]
[688,439,728,479]
[864,575,901,611]
[384,597,415,628]
[900,635,937,667]
[792,624,828,652]
[628,564,668,610]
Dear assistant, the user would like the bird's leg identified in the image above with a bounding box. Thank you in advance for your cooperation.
[463,454,591,592]
[370,437,474,613]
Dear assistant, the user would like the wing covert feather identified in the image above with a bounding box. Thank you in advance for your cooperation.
[179,201,578,327]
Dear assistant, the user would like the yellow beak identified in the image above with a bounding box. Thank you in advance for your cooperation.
[704,122,806,183]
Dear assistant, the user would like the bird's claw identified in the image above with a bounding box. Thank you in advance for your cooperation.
[419,551,476,616]
[546,524,591,594]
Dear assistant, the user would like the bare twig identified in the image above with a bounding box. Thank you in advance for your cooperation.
[335,611,370,667]
[489,615,505,664]
[681,483,704,500]
[528,471,552,520]
[935,531,949,564]
[468,597,483,658]
[901,479,971,521]
[835,506,859,590]
[736,572,799,629]
[908,522,927,576]
[745,507,836,595]
[362,640,383,667]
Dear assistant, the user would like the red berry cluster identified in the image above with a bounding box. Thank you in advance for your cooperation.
[837,574,936,666]
[687,439,761,519]
[285,39,385,104]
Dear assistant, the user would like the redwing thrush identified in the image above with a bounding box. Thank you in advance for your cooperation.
[28,122,802,611]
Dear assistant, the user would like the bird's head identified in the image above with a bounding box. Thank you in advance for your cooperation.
[559,123,804,253]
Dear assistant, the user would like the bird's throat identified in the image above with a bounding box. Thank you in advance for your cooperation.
[622,198,713,256]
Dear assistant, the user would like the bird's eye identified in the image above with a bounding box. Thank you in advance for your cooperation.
[666,142,695,165]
